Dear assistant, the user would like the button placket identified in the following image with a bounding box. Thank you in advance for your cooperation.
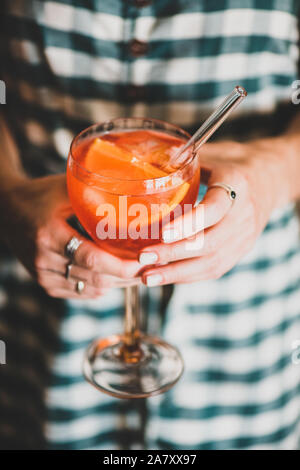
[123,2,153,104]
[129,39,149,57]
[125,85,147,102]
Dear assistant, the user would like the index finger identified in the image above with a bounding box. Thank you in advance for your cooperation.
[74,240,141,279]
[162,186,233,243]
[53,219,141,279]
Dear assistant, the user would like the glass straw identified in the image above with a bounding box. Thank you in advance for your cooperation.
[174,86,247,164]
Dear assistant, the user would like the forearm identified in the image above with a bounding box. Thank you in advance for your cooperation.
[0,114,29,241]
[279,111,300,204]
[247,112,300,211]
[0,113,27,192]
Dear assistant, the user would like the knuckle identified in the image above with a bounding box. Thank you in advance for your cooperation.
[231,141,244,156]
[119,263,134,279]
[83,250,97,270]
[36,226,51,249]
[91,271,105,288]
[34,253,46,271]
[236,170,249,195]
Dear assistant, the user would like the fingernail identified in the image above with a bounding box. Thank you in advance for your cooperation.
[139,252,158,266]
[145,274,163,287]
[162,229,180,243]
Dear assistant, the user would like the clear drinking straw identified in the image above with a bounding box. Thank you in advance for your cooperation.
[173,85,247,165]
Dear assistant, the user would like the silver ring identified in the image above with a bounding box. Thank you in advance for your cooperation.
[207,182,237,201]
[76,280,85,294]
[65,261,72,280]
[65,236,83,260]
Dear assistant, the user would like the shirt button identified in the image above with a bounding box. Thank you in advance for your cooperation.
[125,85,146,102]
[129,39,149,57]
[133,0,152,7]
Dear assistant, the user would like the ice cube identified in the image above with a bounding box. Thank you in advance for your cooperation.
[83,187,105,208]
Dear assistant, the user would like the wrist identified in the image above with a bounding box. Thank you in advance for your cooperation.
[0,173,29,194]
[248,136,296,212]
[281,133,300,203]
[0,175,30,242]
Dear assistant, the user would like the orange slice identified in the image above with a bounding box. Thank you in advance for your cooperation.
[84,137,190,231]
[85,138,167,180]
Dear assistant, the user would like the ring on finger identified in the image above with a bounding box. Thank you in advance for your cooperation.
[65,261,73,280]
[65,236,83,260]
[76,280,85,294]
[207,182,237,201]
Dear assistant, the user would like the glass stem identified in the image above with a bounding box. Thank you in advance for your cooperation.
[121,286,143,362]
[124,285,140,347]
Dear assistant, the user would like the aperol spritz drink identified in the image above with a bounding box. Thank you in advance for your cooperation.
[67,118,200,398]
[68,128,200,259]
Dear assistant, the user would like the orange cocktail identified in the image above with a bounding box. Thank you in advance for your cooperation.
[67,127,200,259]
[67,118,201,399]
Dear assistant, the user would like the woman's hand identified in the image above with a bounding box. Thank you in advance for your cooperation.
[138,137,290,286]
[0,174,141,298]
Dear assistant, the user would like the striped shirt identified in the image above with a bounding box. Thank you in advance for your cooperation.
[0,0,300,450]
[0,0,299,174]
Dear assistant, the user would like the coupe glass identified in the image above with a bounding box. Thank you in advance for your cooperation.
[67,118,200,398]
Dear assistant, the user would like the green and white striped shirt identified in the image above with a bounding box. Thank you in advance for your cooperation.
[0,0,300,450]
[1,0,299,173]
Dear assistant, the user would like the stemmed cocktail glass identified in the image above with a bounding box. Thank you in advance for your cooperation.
[67,118,201,398]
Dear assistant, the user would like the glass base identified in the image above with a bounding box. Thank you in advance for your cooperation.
[83,334,184,399]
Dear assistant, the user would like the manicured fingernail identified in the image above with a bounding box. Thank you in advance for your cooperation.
[162,229,180,243]
[145,274,163,287]
[139,252,158,266]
